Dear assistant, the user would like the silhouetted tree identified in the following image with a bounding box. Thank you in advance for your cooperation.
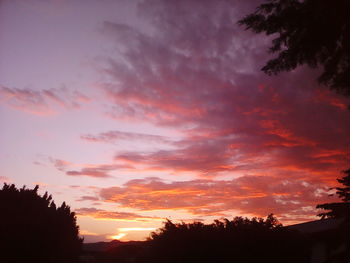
[315,169,350,262]
[139,214,309,263]
[239,0,350,97]
[317,169,350,219]
[0,184,82,263]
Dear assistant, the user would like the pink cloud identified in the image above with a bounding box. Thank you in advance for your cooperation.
[49,158,71,172]
[66,167,113,178]
[31,0,347,225]
[92,0,350,186]
[0,85,90,115]
[81,130,175,144]
[49,157,133,178]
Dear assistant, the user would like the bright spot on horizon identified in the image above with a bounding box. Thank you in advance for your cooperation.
[109,228,157,241]
[110,233,127,240]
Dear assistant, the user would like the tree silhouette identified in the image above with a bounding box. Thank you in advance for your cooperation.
[317,169,350,219]
[0,184,82,263]
[139,214,309,263]
[239,0,350,97]
[315,169,350,262]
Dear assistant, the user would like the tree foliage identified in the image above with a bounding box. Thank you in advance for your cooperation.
[140,214,309,263]
[239,0,350,97]
[0,184,82,263]
[317,169,350,219]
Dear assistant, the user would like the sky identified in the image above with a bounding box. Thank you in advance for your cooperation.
[1,0,350,243]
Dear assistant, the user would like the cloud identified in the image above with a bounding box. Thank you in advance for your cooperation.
[49,158,71,172]
[66,167,114,178]
[81,130,175,144]
[0,85,90,115]
[76,195,100,202]
[99,175,337,223]
[94,0,350,184]
[65,162,136,178]
[75,207,160,221]
[40,0,347,225]
[49,157,133,178]
[115,137,239,175]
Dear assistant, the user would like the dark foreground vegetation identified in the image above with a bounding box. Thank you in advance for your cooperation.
[239,0,350,98]
[1,168,350,263]
[83,216,349,263]
[0,184,82,263]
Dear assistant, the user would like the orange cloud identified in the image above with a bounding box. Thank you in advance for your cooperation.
[98,175,339,223]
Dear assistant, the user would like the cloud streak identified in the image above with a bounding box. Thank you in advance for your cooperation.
[75,207,160,222]
[66,168,113,178]
[81,130,175,144]
[49,157,132,178]
[0,86,90,115]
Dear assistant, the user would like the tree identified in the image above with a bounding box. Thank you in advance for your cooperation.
[239,0,350,97]
[139,215,309,263]
[0,184,82,263]
[317,169,350,218]
[315,169,350,262]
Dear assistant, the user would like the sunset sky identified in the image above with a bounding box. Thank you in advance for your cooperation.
[1,0,350,242]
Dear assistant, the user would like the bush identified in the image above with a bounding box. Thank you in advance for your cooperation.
[0,184,82,263]
[140,214,310,263]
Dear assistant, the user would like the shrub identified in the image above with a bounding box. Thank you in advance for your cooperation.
[0,184,82,263]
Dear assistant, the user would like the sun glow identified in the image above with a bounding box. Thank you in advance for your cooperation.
[109,228,157,240]
[110,233,126,240]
